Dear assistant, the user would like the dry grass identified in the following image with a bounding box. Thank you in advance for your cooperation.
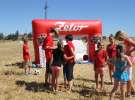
[0,40,135,100]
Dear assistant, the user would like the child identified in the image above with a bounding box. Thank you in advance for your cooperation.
[106,34,116,84]
[115,30,135,95]
[94,42,107,91]
[110,44,132,100]
[63,34,75,92]
[51,41,64,92]
[23,39,32,74]
[37,34,46,68]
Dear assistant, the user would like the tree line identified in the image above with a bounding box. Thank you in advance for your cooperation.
[0,30,32,41]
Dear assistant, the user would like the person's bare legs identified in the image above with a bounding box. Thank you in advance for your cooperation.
[24,66,27,74]
[51,68,55,91]
[24,62,27,74]
[28,66,31,74]
[24,65,29,74]
[64,79,67,89]
[110,80,119,100]
[109,64,113,84]
[95,72,99,90]
[100,74,104,90]
[131,81,135,93]
[120,83,126,100]
[55,68,60,91]
[68,80,73,92]
[45,63,51,85]
[127,80,131,96]
[45,70,48,84]
[48,73,52,85]
[127,80,135,95]
[63,66,67,89]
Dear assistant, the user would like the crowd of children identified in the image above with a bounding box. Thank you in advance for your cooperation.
[22,29,135,99]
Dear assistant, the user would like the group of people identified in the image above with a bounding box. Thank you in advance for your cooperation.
[23,28,75,92]
[22,29,135,99]
[43,29,75,92]
[93,30,135,100]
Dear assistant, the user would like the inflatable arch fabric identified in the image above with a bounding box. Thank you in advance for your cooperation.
[32,19,102,64]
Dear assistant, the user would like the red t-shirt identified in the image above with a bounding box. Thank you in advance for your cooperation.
[64,41,75,63]
[23,44,31,61]
[67,41,75,51]
[43,35,54,63]
[89,42,96,62]
[95,50,107,68]
[106,44,116,58]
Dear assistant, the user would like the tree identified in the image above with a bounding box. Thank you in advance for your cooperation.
[5,33,14,40]
[28,32,32,40]
[0,33,4,40]
[15,30,19,40]
[5,33,16,40]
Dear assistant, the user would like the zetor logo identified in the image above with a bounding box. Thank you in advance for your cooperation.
[55,21,88,32]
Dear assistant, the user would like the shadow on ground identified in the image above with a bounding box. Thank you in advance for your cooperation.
[72,84,109,100]
[16,80,50,92]
[15,80,123,99]
[5,62,23,68]
[75,78,113,85]
[2,70,24,76]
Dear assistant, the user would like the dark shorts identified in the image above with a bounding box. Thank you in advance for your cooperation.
[63,62,75,81]
[46,62,52,74]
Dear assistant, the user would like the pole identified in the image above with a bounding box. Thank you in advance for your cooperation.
[44,0,48,19]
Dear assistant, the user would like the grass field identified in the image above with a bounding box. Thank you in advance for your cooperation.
[0,40,135,100]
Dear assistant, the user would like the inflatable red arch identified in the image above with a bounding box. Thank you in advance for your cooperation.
[32,19,102,64]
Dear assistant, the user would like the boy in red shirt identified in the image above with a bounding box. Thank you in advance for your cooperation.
[63,34,75,92]
[43,29,58,87]
[23,39,32,74]
[94,42,107,91]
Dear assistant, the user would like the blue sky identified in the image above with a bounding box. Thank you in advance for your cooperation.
[0,0,135,36]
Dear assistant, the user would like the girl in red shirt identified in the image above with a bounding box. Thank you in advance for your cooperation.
[94,42,107,91]
[106,34,116,84]
[23,39,32,74]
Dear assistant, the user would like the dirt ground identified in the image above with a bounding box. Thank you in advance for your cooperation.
[0,40,135,100]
